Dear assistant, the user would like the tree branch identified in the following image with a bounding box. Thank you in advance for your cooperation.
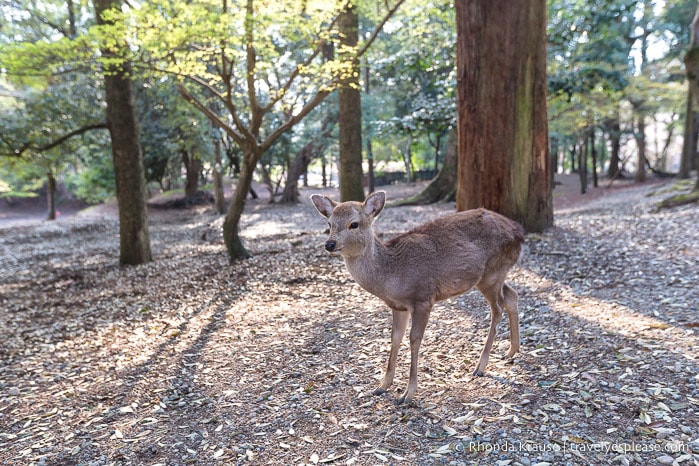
[1,123,108,157]
[177,83,245,147]
[357,0,407,59]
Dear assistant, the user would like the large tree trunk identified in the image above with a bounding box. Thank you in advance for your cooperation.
[280,109,336,203]
[396,128,457,205]
[455,0,552,232]
[281,143,314,204]
[182,149,201,198]
[95,0,152,265]
[337,4,364,202]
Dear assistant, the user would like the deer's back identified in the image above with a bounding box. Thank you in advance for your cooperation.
[375,208,524,304]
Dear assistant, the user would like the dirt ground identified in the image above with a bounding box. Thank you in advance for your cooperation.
[0,175,698,466]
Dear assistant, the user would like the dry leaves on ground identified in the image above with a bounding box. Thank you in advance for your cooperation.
[0,179,698,466]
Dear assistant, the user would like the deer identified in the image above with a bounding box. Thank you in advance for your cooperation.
[311,191,525,404]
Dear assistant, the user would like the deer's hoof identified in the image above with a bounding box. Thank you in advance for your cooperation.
[472,368,485,377]
[373,387,387,396]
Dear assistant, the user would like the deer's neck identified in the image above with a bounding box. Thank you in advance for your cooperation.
[344,235,390,293]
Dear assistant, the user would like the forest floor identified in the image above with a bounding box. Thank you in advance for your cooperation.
[1,174,698,466]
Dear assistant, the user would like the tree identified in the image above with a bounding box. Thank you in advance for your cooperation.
[94,0,152,265]
[455,0,552,231]
[337,3,365,202]
[395,127,457,205]
[135,0,406,259]
[682,1,699,181]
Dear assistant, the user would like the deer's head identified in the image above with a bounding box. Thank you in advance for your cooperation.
[311,191,386,258]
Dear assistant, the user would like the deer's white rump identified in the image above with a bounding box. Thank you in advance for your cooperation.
[311,191,525,404]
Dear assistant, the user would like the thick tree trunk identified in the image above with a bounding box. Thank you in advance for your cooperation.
[281,109,336,203]
[455,0,552,232]
[47,170,56,220]
[182,149,201,198]
[396,128,457,205]
[337,4,364,202]
[281,143,313,204]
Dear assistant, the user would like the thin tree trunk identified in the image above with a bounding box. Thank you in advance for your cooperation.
[213,137,225,214]
[680,90,695,179]
[682,3,699,181]
[590,128,598,188]
[47,170,56,220]
[608,116,622,178]
[403,135,413,182]
[579,139,587,194]
[223,151,257,260]
[455,0,551,231]
[549,136,558,189]
[636,114,647,182]
[95,0,151,265]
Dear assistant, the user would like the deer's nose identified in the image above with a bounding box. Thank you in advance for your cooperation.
[325,240,336,252]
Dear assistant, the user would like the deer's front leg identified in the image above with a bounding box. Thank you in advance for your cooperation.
[398,302,432,405]
[374,308,409,396]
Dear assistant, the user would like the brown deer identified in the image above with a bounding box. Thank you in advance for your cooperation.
[311,191,524,404]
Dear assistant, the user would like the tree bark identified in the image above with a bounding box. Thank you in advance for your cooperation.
[590,128,598,188]
[95,0,152,265]
[607,116,622,178]
[682,3,699,183]
[281,144,312,204]
[280,109,336,203]
[337,4,365,202]
[455,0,552,232]
[47,170,56,220]
[579,138,587,194]
[223,150,258,259]
[182,149,201,198]
[395,128,457,205]
[213,137,225,214]
[635,114,647,182]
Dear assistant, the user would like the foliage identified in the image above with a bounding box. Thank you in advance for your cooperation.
[546,0,691,173]
[0,73,110,199]
[136,78,214,188]
[367,0,456,167]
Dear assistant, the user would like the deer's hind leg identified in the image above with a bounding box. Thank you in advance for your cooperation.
[502,283,519,358]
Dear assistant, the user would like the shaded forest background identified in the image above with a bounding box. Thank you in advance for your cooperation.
[1,0,698,235]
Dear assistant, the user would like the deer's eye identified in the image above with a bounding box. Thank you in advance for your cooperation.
[349,222,359,230]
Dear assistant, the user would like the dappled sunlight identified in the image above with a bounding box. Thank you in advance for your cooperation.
[514,267,699,366]
[2,180,698,464]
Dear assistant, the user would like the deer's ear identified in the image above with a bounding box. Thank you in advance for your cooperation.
[364,191,386,219]
[311,194,337,218]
